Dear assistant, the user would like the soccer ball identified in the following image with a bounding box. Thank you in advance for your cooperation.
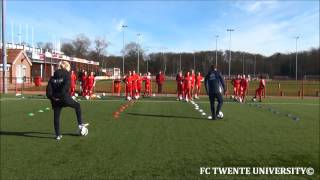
[75,93,78,97]
[78,126,88,136]
[230,95,234,99]
[252,98,257,102]
[102,93,106,96]
[152,93,156,97]
[217,111,224,119]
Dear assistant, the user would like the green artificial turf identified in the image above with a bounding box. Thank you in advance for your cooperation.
[0,96,319,180]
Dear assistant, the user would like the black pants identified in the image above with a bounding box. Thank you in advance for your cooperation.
[51,97,83,136]
[158,84,163,93]
[208,93,223,119]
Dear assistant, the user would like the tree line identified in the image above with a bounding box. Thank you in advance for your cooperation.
[39,34,319,79]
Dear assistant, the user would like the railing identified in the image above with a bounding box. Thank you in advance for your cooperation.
[0,77,47,94]
[0,77,319,97]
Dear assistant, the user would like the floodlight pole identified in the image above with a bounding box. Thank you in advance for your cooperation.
[2,0,8,93]
[179,53,182,71]
[242,53,245,74]
[193,52,195,71]
[215,35,219,67]
[136,33,141,73]
[146,59,148,73]
[227,29,234,77]
[121,25,127,75]
[254,55,256,77]
[294,36,299,81]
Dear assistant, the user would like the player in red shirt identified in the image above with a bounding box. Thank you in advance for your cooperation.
[113,77,121,96]
[231,74,241,99]
[195,72,203,99]
[70,70,77,96]
[184,72,192,102]
[176,71,184,101]
[240,74,249,102]
[136,73,143,99]
[81,71,88,97]
[131,71,138,99]
[156,71,165,93]
[123,71,133,100]
[190,69,196,99]
[86,72,95,97]
[253,75,266,102]
[143,72,152,97]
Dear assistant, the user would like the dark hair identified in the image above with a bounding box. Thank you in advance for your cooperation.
[211,65,217,70]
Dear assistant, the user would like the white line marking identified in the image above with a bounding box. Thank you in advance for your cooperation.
[0,98,318,106]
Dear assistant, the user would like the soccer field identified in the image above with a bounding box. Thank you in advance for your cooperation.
[0,95,319,180]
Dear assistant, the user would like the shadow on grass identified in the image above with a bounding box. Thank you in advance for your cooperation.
[0,131,79,139]
[127,112,206,120]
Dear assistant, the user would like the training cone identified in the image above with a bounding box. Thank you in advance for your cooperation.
[293,117,300,121]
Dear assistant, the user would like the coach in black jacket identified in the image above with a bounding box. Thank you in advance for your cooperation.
[204,65,226,120]
[48,61,88,140]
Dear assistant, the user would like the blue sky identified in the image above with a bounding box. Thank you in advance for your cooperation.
[4,0,319,56]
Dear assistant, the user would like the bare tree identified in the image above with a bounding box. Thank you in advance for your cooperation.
[123,42,143,57]
[94,37,108,58]
[36,42,44,49]
[61,42,75,57]
[72,34,91,59]
[36,42,53,52]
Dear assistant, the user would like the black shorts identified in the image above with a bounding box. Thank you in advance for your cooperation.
[51,96,79,108]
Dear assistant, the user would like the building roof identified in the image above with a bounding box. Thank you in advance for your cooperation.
[0,49,32,65]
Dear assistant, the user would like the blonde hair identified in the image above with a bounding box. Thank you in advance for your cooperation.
[58,61,71,72]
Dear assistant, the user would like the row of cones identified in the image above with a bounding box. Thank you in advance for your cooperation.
[113,101,135,119]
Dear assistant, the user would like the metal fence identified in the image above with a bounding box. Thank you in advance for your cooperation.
[1,77,319,97]
[0,77,45,94]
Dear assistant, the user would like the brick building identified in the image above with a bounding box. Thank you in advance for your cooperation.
[0,49,32,84]
[1,43,100,84]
